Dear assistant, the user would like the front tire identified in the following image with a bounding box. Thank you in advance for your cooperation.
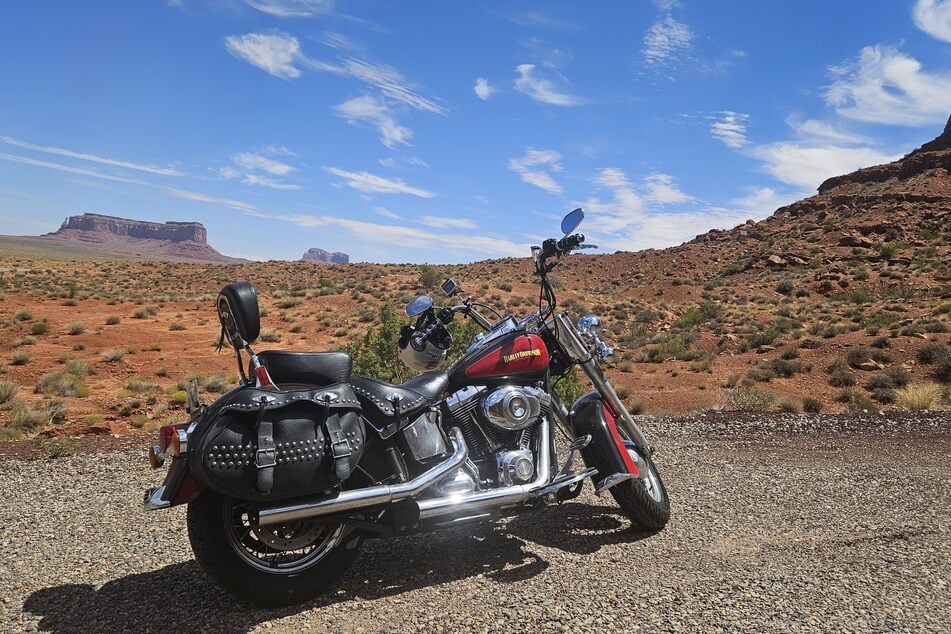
[187,492,362,607]
[608,449,670,532]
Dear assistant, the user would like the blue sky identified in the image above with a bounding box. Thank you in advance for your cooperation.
[1,1,949,263]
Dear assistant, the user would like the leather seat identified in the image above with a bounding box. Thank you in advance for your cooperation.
[349,371,449,422]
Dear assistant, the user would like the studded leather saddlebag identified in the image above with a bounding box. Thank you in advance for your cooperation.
[189,384,364,502]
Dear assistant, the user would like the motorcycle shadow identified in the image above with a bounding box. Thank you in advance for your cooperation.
[21,502,650,630]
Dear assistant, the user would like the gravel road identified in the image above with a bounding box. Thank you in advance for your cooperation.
[2,412,949,633]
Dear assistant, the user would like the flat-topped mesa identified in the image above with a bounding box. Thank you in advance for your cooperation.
[301,247,349,264]
[54,213,207,244]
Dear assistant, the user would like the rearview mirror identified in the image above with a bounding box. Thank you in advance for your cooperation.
[561,208,584,235]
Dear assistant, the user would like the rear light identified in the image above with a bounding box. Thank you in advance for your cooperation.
[148,422,190,469]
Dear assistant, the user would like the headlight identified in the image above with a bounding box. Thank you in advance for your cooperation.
[577,314,603,336]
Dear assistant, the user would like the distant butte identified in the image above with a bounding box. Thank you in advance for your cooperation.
[301,247,349,264]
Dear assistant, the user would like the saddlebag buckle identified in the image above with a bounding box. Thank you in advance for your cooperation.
[330,439,352,460]
[255,447,277,469]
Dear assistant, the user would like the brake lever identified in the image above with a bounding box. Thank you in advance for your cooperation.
[576,244,599,250]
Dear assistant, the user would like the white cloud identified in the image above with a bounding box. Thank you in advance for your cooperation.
[234,152,294,176]
[165,187,259,213]
[244,0,333,18]
[514,64,585,106]
[374,206,400,219]
[749,142,898,189]
[826,45,951,126]
[913,0,951,42]
[225,32,304,80]
[785,116,868,145]
[642,16,692,66]
[508,148,564,194]
[313,57,446,114]
[0,152,149,185]
[417,216,477,229]
[474,77,496,100]
[709,112,750,148]
[324,167,435,197]
[644,173,693,204]
[333,95,413,148]
[0,136,182,176]
[243,174,302,190]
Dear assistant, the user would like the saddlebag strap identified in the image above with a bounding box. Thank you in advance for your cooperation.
[255,401,276,495]
[323,402,352,483]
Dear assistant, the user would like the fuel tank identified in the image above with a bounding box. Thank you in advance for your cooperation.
[448,331,549,388]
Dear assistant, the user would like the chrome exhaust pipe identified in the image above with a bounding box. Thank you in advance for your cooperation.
[417,421,551,522]
[257,427,468,527]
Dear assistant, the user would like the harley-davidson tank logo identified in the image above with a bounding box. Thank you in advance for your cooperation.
[502,349,541,364]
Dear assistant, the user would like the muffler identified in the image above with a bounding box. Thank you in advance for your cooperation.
[257,427,467,526]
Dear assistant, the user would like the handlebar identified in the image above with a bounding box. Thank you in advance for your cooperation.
[540,233,585,261]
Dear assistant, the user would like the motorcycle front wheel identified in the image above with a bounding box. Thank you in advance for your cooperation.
[609,444,670,532]
[187,492,362,607]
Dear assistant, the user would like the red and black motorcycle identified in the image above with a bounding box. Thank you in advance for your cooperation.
[143,208,669,606]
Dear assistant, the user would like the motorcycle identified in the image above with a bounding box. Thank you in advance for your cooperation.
[142,208,670,607]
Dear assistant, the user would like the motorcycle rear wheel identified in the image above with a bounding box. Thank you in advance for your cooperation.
[187,492,362,607]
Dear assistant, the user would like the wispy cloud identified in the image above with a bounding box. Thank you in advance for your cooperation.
[642,15,693,66]
[474,77,496,100]
[502,11,577,29]
[222,149,300,189]
[0,152,149,185]
[913,0,951,42]
[785,116,869,144]
[374,206,400,219]
[643,173,693,204]
[709,112,750,148]
[243,174,302,190]
[324,167,435,197]
[224,32,305,80]
[165,187,259,213]
[244,0,333,18]
[417,216,476,229]
[234,152,294,176]
[748,142,898,190]
[514,64,585,106]
[0,136,182,176]
[826,45,951,126]
[333,95,413,148]
[312,57,446,114]
[508,148,564,194]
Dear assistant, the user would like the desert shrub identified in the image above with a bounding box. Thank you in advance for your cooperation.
[169,390,188,405]
[14,309,33,321]
[30,322,49,336]
[723,386,775,412]
[775,279,794,296]
[418,265,442,289]
[845,394,880,413]
[883,366,911,388]
[763,358,809,378]
[132,305,159,319]
[846,346,888,367]
[156,367,170,378]
[11,336,37,348]
[169,322,187,331]
[776,396,803,413]
[101,348,125,363]
[747,366,777,383]
[204,373,231,393]
[73,343,86,351]
[0,381,18,405]
[35,372,85,397]
[259,329,281,343]
[10,350,30,366]
[641,336,687,363]
[628,397,647,415]
[802,397,823,413]
[746,328,778,349]
[65,359,94,377]
[897,383,942,410]
[827,359,855,387]
[66,322,86,335]
[105,316,121,325]
[780,347,799,360]
[125,377,160,393]
[10,401,47,430]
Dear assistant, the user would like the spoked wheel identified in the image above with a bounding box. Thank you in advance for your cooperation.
[188,492,362,607]
[610,438,670,532]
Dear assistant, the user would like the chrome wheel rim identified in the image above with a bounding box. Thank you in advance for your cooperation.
[224,498,345,573]
[623,441,664,503]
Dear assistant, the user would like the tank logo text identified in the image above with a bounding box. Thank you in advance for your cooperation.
[503,349,541,364]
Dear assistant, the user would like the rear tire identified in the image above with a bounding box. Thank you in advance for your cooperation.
[187,492,362,607]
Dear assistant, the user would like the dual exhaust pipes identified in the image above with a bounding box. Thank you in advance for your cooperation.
[257,423,552,527]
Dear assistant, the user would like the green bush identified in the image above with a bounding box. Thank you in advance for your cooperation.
[0,381,18,405]
[66,322,86,335]
[10,350,30,366]
[101,348,125,363]
[30,322,49,336]
[35,372,85,397]
[723,386,775,412]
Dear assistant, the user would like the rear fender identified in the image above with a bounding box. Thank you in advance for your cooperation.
[569,391,639,478]
[144,455,204,510]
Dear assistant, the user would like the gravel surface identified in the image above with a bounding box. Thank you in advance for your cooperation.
[2,412,949,633]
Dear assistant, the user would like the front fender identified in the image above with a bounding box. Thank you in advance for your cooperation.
[570,391,639,478]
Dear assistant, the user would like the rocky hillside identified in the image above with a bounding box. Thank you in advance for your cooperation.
[6,213,244,263]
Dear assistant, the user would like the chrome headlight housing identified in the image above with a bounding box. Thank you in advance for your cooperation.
[577,314,604,336]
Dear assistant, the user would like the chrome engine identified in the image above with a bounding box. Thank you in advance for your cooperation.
[439,385,548,490]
